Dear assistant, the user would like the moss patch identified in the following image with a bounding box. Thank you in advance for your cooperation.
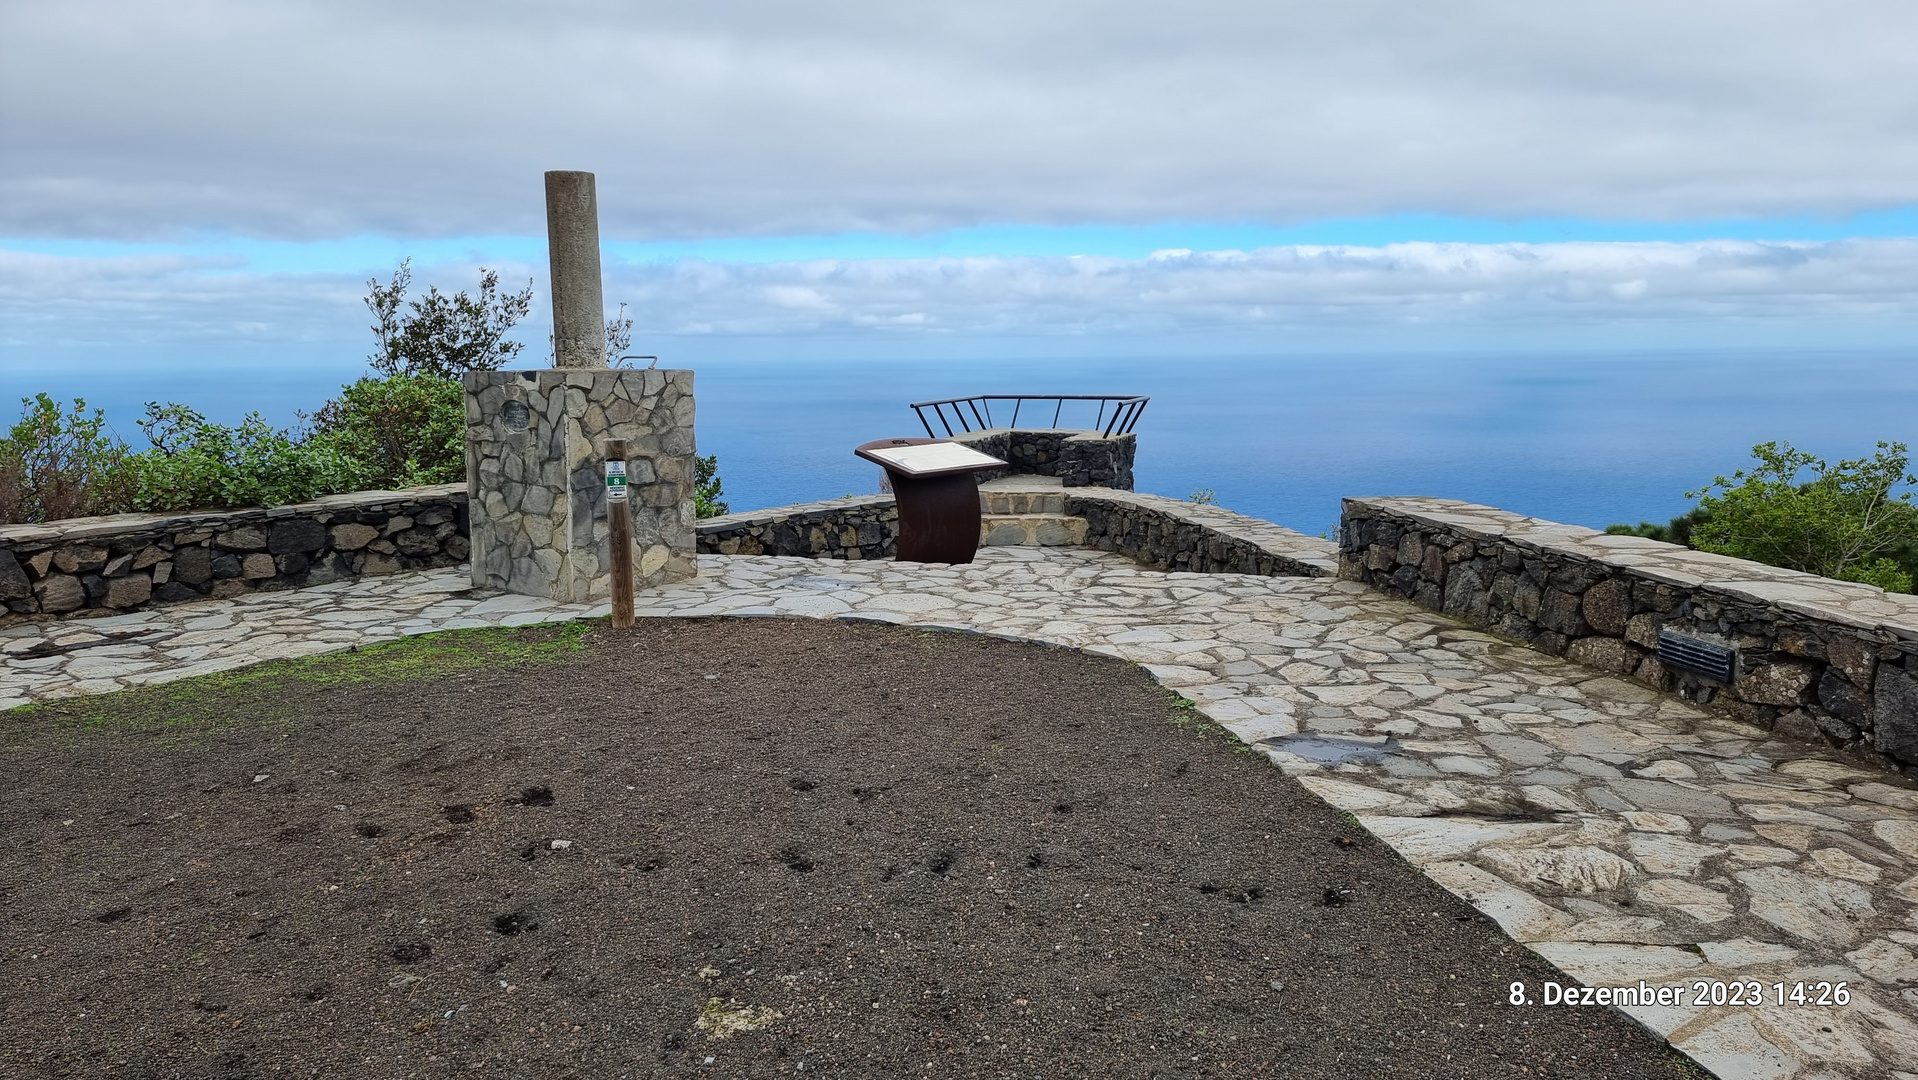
[695,998,783,1040]
[1161,690,1258,755]
[3,620,593,743]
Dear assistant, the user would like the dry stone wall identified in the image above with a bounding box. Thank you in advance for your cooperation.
[1340,496,1918,776]
[0,485,468,622]
[1071,490,1335,578]
[950,429,1134,489]
[696,496,899,560]
[696,487,1338,578]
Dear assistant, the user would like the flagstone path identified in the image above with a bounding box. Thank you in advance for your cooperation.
[5,546,1917,1079]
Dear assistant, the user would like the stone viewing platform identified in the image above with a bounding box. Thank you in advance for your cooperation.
[1343,496,1918,779]
[6,487,1918,1078]
[696,476,1338,578]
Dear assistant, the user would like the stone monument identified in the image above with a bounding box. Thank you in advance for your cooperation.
[462,171,697,602]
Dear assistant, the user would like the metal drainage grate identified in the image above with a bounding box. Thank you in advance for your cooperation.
[1656,630,1736,683]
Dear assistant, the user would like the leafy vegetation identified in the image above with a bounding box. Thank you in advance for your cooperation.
[308,372,467,490]
[132,403,358,511]
[364,258,533,377]
[1609,441,1918,593]
[694,453,729,517]
[0,394,136,523]
[1604,506,1712,546]
[2,261,728,524]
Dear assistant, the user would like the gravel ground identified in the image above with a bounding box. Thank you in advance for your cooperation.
[0,617,1706,1079]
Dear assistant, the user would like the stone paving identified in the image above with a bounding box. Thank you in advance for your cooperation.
[5,546,1918,1079]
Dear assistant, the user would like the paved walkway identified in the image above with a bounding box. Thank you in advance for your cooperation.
[5,548,1918,1080]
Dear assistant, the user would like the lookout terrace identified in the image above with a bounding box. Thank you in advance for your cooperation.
[4,421,1918,1080]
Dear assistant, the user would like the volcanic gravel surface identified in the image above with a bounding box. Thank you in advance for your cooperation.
[0,617,1704,1079]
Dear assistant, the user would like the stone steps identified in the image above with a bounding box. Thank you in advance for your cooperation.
[978,475,1083,547]
[981,514,1088,547]
[981,489,1066,515]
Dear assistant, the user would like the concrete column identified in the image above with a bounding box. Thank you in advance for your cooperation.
[545,170,605,369]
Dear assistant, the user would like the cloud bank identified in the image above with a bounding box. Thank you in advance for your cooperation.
[4,0,1917,240]
[5,240,1915,359]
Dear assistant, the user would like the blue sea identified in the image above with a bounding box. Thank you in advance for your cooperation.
[8,349,1915,534]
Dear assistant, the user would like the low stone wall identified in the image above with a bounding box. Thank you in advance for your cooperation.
[0,485,469,622]
[951,429,1135,489]
[695,488,1339,578]
[1070,490,1336,578]
[1340,496,1918,776]
[696,497,899,559]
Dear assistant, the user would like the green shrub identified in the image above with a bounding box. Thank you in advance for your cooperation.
[1676,441,1917,593]
[0,394,138,524]
[5,261,726,524]
[695,453,728,518]
[130,404,358,512]
[365,259,533,378]
[308,372,465,490]
[1603,507,1711,546]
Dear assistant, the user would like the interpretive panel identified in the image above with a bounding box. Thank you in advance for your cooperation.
[857,441,1007,477]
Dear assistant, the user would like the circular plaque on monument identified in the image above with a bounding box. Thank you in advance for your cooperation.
[502,400,531,432]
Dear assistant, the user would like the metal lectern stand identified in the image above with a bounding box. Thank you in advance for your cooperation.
[854,437,1009,564]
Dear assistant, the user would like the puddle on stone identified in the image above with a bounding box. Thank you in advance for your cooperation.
[1258,733,1399,765]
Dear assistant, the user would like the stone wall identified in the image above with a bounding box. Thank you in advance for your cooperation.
[951,429,1134,489]
[1340,496,1918,776]
[696,497,899,559]
[464,369,697,602]
[696,487,1338,578]
[0,485,468,622]
[1071,490,1336,578]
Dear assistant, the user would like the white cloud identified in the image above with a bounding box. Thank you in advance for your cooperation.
[3,1,1916,240]
[4,240,1914,360]
[614,239,1918,337]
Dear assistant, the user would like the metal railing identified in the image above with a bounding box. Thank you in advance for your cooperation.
[909,395,1149,439]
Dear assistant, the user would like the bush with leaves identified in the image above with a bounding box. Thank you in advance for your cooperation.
[1671,441,1917,593]
[1604,507,1712,546]
[3,261,735,524]
[308,372,465,490]
[130,404,358,513]
[694,453,728,518]
[365,259,533,378]
[0,394,137,525]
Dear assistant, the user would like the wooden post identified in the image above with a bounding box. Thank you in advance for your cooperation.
[603,438,635,628]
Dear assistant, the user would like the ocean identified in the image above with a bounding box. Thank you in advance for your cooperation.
[691,350,1918,533]
[8,349,1914,534]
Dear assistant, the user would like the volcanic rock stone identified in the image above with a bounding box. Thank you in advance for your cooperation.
[34,573,86,613]
[1875,665,1918,762]
[1580,579,1630,636]
[1566,636,1639,675]
[1817,667,1871,726]
[216,526,267,551]
[171,545,212,585]
[268,518,328,554]
[51,544,108,574]
[104,574,152,608]
[1739,660,1818,706]
[0,549,29,599]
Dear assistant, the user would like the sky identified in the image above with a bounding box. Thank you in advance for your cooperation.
[2,0,1917,399]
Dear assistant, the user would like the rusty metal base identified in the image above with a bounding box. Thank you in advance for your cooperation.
[890,471,982,564]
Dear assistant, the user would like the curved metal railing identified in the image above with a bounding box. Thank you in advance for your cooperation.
[909,394,1148,439]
